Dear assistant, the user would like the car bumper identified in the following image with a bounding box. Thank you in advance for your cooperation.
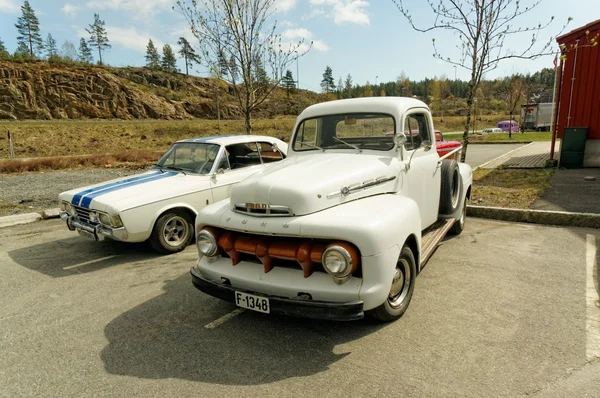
[60,211,129,242]
[190,268,365,321]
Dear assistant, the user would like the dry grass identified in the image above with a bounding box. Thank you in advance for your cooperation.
[432,115,512,133]
[471,168,555,209]
[0,150,162,173]
[0,119,296,159]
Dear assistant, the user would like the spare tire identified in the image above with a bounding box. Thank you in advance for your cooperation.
[439,159,462,215]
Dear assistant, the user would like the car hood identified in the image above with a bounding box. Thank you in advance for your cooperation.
[59,170,210,213]
[229,152,403,216]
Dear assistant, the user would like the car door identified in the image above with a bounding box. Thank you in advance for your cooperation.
[210,142,266,203]
[402,110,441,230]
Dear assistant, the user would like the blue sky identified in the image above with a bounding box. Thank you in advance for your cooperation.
[0,0,597,92]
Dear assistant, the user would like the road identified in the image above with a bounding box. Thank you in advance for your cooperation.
[464,143,525,168]
[1,218,598,397]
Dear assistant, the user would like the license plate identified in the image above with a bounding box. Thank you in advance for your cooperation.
[235,291,270,313]
[77,228,98,241]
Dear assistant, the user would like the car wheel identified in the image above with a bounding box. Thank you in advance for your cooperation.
[149,210,194,254]
[449,196,467,235]
[366,245,416,322]
[439,159,462,215]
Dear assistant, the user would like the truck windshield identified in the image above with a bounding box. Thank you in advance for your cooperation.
[154,142,220,175]
[293,113,395,152]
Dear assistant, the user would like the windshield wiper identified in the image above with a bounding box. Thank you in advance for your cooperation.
[333,136,362,152]
[156,165,187,175]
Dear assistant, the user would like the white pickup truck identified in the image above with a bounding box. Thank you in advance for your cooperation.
[191,97,472,322]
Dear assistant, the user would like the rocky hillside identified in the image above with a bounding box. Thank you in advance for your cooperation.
[0,60,318,121]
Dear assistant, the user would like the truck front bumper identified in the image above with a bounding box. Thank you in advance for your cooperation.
[190,268,364,321]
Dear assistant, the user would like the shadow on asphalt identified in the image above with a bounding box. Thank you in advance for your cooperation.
[8,236,162,277]
[100,274,387,385]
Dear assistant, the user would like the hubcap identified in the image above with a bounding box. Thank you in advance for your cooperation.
[388,258,411,308]
[451,169,460,209]
[162,216,189,247]
[459,198,467,227]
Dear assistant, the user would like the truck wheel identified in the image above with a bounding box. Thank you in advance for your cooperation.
[149,210,194,254]
[450,196,467,235]
[439,159,462,215]
[366,245,416,322]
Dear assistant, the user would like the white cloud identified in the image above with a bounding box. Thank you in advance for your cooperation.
[273,0,296,12]
[309,0,370,26]
[0,0,19,13]
[61,3,79,16]
[76,25,165,53]
[283,28,312,40]
[281,27,328,52]
[312,40,329,51]
[85,0,173,16]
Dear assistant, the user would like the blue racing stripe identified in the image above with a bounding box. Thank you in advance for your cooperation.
[79,171,178,208]
[71,171,163,206]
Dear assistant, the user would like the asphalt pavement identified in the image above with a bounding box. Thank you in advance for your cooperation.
[1,218,598,397]
[463,143,526,168]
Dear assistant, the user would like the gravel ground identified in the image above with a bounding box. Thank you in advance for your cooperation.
[0,168,143,216]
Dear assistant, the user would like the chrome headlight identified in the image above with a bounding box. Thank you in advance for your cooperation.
[63,202,76,216]
[197,228,218,257]
[99,213,111,226]
[89,212,99,223]
[322,245,353,278]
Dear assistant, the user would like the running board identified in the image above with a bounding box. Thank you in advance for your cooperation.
[419,218,456,271]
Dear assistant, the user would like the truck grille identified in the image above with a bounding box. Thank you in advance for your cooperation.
[206,227,361,278]
[73,206,98,225]
[233,203,293,217]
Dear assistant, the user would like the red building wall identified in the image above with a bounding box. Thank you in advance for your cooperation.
[556,19,600,139]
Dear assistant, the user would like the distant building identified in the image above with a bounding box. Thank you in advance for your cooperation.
[553,19,600,166]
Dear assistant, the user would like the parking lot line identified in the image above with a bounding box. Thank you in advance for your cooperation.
[62,255,119,270]
[204,308,246,329]
[586,234,600,361]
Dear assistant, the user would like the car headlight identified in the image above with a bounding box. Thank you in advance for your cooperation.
[197,228,219,257]
[89,212,99,223]
[321,243,360,283]
[63,202,76,216]
[99,213,111,226]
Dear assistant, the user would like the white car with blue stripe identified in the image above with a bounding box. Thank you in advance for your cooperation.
[58,135,288,254]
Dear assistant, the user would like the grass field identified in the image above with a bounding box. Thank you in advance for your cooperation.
[444,131,554,143]
[0,115,519,160]
[471,168,555,209]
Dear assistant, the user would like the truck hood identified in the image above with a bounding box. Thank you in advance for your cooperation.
[59,170,210,213]
[230,152,402,216]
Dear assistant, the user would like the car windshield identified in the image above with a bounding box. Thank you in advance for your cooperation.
[293,113,395,152]
[154,142,220,175]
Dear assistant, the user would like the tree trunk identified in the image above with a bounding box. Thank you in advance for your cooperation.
[98,46,102,65]
[509,109,513,139]
[216,82,221,134]
[244,109,252,135]
[185,55,189,75]
[460,82,475,163]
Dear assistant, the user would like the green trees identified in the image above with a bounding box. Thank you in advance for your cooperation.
[61,41,78,61]
[320,66,335,93]
[0,38,9,59]
[161,44,177,72]
[78,38,93,64]
[177,37,199,75]
[15,0,43,58]
[45,34,58,59]
[282,70,296,97]
[145,39,160,69]
[86,13,110,64]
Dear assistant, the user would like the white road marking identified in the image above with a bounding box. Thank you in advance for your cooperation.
[62,255,119,270]
[204,308,246,329]
[586,234,600,361]
[475,142,534,170]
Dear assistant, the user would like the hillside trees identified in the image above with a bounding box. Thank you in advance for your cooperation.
[60,40,78,61]
[320,66,335,93]
[0,38,9,59]
[86,13,110,65]
[45,34,58,58]
[393,0,570,162]
[177,37,199,75]
[15,0,43,58]
[78,38,93,64]
[282,70,296,96]
[175,0,311,134]
[161,44,177,72]
[145,39,160,68]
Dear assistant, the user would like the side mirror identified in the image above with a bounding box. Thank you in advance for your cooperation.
[217,168,225,175]
[421,140,432,152]
[394,132,407,147]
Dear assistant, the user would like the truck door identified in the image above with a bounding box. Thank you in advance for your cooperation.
[403,111,441,230]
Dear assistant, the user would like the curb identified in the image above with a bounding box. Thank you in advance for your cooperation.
[467,205,600,229]
[0,207,61,229]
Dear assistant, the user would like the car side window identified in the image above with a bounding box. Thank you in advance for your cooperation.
[258,142,284,163]
[225,142,263,170]
[403,113,431,151]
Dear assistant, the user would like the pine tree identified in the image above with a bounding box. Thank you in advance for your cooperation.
[161,44,177,72]
[45,34,58,59]
[336,76,343,99]
[86,13,110,64]
[0,37,9,59]
[177,37,199,75]
[15,0,43,57]
[78,37,93,64]
[320,66,335,93]
[344,74,353,98]
[281,70,296,97]
[145,39,160,69]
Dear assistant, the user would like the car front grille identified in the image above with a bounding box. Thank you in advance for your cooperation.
[73,206,98,225]
[233,203,293,217]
